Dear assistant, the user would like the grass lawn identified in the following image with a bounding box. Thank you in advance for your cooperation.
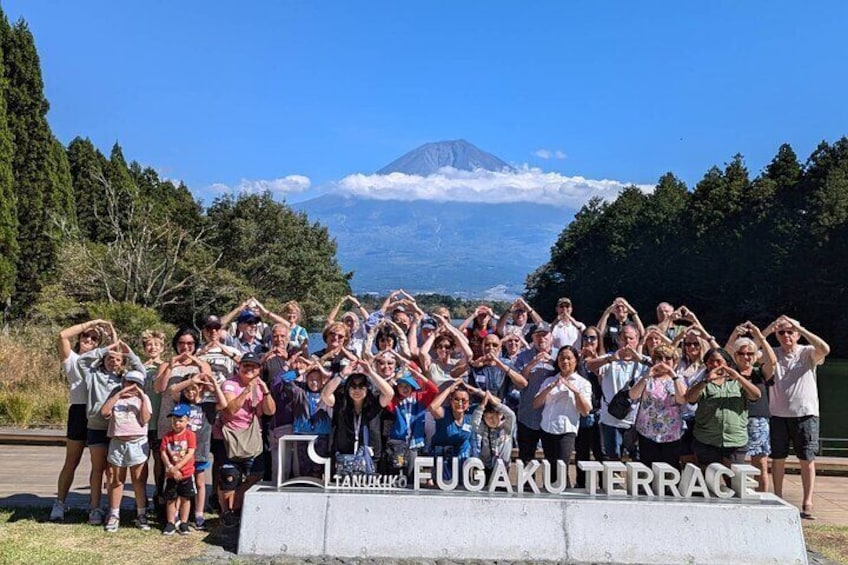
[2,505,847,564]
[0,507,237,565]
[804,523,848,564]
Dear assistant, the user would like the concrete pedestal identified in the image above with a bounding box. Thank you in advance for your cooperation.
[238,485,807,564]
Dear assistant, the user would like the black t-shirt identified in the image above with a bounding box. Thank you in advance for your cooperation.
[746,365,771,418]
[330,389,383,457]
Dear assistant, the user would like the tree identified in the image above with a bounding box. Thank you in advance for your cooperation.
[57,174,221,312]
[66,137,108,241]
[0,20,17,309]
[3,19,70,311]
[206,191,351,319]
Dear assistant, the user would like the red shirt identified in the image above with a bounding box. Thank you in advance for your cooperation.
[160,428,197,478]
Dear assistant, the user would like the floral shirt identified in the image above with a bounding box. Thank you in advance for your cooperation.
[634,377,683,443]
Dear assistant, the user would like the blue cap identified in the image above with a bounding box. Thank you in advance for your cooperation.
[396,372,420,391]
[236,309,260,324]
[168,404,191,418]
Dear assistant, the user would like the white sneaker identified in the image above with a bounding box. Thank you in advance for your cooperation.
[49,501,65,522]
[88,507,105,526]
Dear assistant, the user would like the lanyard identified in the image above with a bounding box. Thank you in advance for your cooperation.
[353,412,362,452]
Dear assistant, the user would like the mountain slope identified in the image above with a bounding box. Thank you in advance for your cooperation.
[296,195,570,296]
[376,139,514,176]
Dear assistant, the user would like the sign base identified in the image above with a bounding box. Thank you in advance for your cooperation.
[238,485,807,564]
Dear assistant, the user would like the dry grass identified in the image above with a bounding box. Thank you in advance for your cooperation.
[0,325,68,428]
[804,523,848,564]
[0,507,213,565]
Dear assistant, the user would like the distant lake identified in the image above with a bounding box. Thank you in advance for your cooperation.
[309,331,847,456]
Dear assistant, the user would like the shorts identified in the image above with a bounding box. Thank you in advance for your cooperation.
[67,404,87,442]
[223,454,265,478]
[770,415,819,461]
[108,436,150,467]
[746,416,771,458]
[692,437,747,467]
[164,475,197,500]
[195,460,211,473]
[86,428,109,447]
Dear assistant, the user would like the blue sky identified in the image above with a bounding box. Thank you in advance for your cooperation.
[6,1,848,205]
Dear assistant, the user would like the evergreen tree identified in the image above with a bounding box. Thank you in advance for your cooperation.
[66,136,108,241]
[0,20,16,307]
[3,19,65,311]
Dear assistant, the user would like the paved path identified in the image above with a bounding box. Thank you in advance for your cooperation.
[1,443,847,526]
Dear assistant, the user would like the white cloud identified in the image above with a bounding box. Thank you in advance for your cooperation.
[209,175,311,195]
[534,148,567,160]
[333,165,653,208]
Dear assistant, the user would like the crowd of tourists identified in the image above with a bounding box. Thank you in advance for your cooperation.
[51,292,830,534]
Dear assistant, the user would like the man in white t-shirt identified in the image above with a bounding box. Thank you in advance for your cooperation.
[765,315,830,519]
[586,324,649,460]
[551,297,586,350]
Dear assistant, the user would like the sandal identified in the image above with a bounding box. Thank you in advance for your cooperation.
[800,505,816,520]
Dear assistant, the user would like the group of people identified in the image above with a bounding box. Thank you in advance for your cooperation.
[51,292,830,534]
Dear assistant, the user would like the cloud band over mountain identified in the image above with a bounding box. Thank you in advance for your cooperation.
[334,165,652,207]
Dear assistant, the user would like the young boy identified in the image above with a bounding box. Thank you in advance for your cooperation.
[159,404,196,535]
[169,373,226,530]
[100,369,153,532]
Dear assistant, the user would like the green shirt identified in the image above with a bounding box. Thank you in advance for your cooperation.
[693,379,749,448]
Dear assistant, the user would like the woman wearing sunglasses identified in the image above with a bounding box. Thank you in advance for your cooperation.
[628,344,688,469]
[50,319,114,523]
[727,323,776,492]
[574,326,604,488]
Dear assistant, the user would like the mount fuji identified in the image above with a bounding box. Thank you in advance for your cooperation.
[295,140,571,298]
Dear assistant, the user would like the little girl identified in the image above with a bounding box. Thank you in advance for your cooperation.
[100,370,153,532]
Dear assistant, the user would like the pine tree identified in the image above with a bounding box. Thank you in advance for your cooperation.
[0,16,17,307]
[3,19,67,311]
[66,137,108,241]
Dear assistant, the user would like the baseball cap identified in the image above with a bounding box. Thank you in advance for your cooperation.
[395,372,421,391]
[532,321,552,334]
[202,314,223,329]
[240,352,262,366]
[557,297,572,306]
[168,404,191,418]
[421,317,437,330]
[123,370,145,386]
[236,309,260,324]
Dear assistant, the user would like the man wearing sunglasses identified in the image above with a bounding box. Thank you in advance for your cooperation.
[764,315,830,519]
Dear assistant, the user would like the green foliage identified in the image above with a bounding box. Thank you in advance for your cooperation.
[66,137,108,241]
[207,191,351,320]
[527,140,848,356]
[3,19,71,312]
[85,301,175,349]
[0,24,17,306]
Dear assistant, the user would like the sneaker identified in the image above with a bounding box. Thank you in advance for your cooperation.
[162,522,176,536]
[88,507,105,526]
[136,514,151,531]
[104,515,119,533]
[221,511,238,528]
[178,522,190,536]
[49,500,65,522]
[193,515,206,531]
